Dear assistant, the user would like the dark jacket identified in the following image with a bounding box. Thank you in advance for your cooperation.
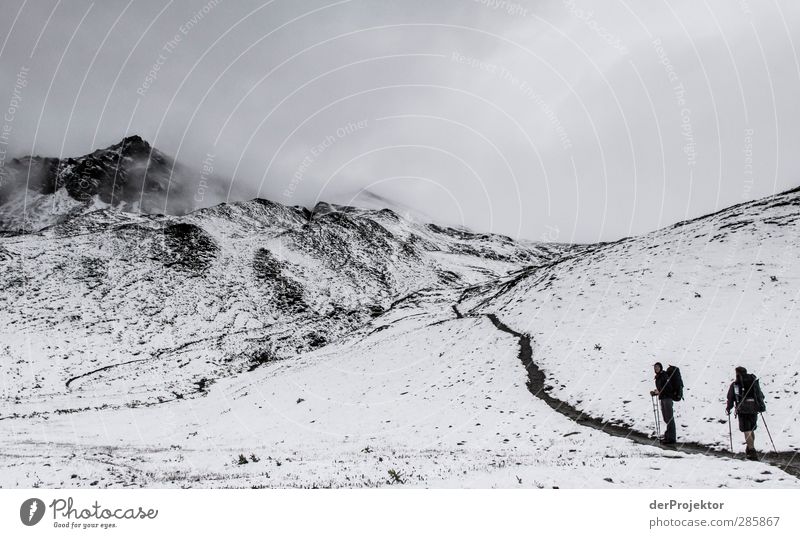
[655,370,671,400]
[726,374,766,414]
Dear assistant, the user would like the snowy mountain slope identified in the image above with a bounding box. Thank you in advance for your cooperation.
[0,195,566,419]
[2,137,799,488]
[2,292,793,488]
[330,187,447,226]
[0,136,213,233]
[460,186,800,451]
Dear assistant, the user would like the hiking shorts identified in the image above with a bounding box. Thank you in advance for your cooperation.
[738,413,758,433]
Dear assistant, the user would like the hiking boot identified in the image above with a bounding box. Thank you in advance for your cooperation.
[746,448,759,461]
[660,438,676,446]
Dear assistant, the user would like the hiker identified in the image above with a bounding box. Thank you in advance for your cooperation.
[725,366,766,460]
[650,362,676,445]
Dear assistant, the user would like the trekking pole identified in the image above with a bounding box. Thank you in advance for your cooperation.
[652,395,661,438]
[651,395,656,437]
[656,396,662,437]
[760,413,777,453]
[727,412,733,451]
[656,399,661,437]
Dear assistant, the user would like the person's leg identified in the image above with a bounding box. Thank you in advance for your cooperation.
[660,398,676,443]
[744,431,757,459]
[741,415,758,458]
[738,415,748,451]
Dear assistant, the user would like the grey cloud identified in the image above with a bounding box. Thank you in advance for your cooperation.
[1,0,799,242]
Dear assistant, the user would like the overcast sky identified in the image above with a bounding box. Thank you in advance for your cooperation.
[1,0,799,242]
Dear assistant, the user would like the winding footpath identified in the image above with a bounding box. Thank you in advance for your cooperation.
[452,304,800,479]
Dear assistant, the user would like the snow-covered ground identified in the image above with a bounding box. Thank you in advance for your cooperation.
[462,186,800,452]
[1,184,799,488]
[0,199,563,417]
[2,293,793,488]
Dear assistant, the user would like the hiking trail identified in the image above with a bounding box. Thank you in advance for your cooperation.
[452,304,800,479]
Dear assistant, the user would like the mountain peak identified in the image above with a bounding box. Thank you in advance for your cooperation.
[309,201,340,219]
[0,135,183,232]
[101,134,153,158]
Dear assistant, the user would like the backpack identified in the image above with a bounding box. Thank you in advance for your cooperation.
[666,365,684,401]
[738,373,766,413]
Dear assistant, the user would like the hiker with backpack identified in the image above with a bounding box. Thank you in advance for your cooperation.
[725,366,766,460]
[650,362,682,445]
